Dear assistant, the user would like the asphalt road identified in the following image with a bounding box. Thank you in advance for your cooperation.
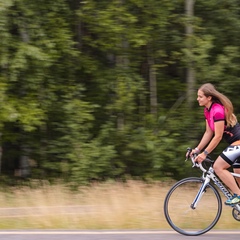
[0,230,239,240]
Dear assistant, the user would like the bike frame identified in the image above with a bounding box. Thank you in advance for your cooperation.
[190,156,240,212]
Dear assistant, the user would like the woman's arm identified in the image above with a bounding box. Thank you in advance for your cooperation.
[195,120,224,163]
[204,120,224,154]
[196,120,214,151]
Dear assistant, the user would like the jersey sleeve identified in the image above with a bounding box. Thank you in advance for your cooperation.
[213,104,225,122]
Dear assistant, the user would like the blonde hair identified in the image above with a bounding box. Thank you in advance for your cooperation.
[199,83,237,127]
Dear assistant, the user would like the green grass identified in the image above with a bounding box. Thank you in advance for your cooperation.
[0,180,238,229]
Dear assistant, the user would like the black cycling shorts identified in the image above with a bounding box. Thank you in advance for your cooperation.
[220,145,240,168]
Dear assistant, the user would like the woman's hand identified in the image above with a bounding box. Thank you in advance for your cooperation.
[186,148,199,158]
[190,148,199,157]
[195,152,206,164]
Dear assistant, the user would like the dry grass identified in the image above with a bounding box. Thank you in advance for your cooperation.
[0,180,238,229]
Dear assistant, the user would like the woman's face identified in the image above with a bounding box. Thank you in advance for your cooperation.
[197,90,212,108]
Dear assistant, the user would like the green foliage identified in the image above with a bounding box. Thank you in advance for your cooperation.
[0,0,240,184]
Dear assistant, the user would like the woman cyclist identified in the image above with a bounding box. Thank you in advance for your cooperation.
[191,83,240,205]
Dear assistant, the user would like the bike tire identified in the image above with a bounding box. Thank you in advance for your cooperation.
[164,177,222,236]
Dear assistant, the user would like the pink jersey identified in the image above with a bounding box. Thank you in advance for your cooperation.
[204,103,240,144]
[204,103,225,131]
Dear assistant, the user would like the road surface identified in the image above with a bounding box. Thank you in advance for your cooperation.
[0,230,239,240]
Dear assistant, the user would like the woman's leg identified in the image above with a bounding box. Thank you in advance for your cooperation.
[213,156,240,195]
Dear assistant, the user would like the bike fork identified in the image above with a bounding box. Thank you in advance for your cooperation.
[191,177,210,209]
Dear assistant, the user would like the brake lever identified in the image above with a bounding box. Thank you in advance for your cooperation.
[191,153,199,168]
[185,147,200,169]
[185,147,192,161]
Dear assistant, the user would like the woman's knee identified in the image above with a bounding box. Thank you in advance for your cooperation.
[213,157,230,173]
[213,162,221,173]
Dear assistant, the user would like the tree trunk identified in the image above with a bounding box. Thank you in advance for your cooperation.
[185,0,196,108]
[148,55,157,117]
[115,39,129,131]
[115,0,129,131]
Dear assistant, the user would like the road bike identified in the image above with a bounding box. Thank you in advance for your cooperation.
[164,148,240,236]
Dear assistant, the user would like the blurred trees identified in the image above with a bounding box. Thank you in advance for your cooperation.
[0,0,240,183]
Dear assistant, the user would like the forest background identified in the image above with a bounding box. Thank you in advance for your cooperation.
[0,0,240,185]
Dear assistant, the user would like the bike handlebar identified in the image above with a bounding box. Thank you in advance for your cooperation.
[186,147,214,173]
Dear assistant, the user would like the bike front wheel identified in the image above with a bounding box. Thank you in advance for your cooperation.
[164,177,222,236]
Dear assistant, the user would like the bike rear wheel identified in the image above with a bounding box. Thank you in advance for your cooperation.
[164,177,222,236]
